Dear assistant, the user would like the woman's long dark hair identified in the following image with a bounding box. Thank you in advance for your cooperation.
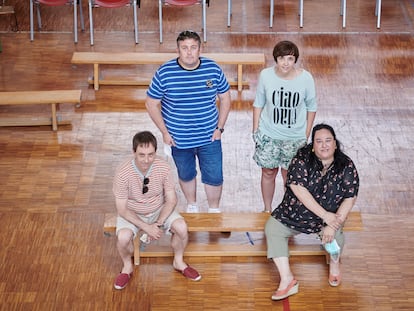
[307,123,350,174]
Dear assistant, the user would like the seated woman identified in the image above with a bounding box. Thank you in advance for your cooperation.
[265,123,359,300]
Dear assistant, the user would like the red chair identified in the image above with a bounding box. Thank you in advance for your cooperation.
[158,0,208,43]
[30,0,85,43]
[88,0,139,46]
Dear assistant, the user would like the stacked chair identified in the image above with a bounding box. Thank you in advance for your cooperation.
[88,0,140,45]
[158,0,208,43]
[30,0,85,43]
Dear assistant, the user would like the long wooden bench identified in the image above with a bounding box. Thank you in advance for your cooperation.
[104,211,362,265]
[0,90,82,131]
[71,52,266,92]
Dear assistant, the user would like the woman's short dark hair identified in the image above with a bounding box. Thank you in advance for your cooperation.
[132,131,157,152]
[177,30,201,47]
[272,40,300,63]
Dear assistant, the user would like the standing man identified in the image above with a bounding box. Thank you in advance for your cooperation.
[113,131,201,290]
[146,30,231,213]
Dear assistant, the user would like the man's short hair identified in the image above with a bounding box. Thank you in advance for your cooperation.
[176,30,201,47]
[132,131,157,152]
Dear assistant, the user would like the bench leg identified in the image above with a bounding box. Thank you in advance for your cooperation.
[93,63,100,90]
[133,236,140,265]
[237,64,243,91]
[51,103,57,131]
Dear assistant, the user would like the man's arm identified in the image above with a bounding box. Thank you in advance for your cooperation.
[115,197,151,232]
[145,96,175,146]
[212,90,231,140]
[156,188,178,226]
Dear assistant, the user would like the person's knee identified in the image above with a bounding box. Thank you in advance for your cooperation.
[264,217,275,236]
[262,167,278,179]
[117,228,134,246]
[170,218,188,237]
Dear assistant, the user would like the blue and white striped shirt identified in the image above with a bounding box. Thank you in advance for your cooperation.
[147,57,230,149]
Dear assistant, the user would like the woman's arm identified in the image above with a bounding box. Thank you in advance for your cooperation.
[320,196,357,243]
[289,183,342,230]
[335,196,358,224]
[253,107,262,133]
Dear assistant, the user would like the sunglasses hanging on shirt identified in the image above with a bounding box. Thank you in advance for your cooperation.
[142,177,150,194]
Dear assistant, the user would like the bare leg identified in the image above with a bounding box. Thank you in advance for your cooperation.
[329,257,341,276]
[204,183,222,209]
[280,168,288,191]
[179,178,197,205]
[261,167,279,212]
[272,256,295,290]
[170,218,189,270]
[116,229,134,274]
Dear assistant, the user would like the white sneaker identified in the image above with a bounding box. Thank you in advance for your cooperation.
[186,204,199,213]
[208,207,221,213]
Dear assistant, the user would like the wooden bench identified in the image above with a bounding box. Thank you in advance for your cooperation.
[71,52,266,92]
[104,211,362,265]
[0,90,82,131]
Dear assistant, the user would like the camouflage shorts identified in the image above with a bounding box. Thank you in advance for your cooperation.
[253,130,306,169]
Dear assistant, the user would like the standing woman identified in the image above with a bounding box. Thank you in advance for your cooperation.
[253,40,317,213]
[265,124,359,300]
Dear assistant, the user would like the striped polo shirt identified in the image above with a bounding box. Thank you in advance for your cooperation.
[147,57,230,149]
[113,157,176,215]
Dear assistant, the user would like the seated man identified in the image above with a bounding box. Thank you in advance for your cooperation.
[112,130,201,290]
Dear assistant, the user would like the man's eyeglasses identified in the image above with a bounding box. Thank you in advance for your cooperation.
[142,177,149,194]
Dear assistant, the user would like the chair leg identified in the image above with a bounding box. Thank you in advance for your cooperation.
[36,3,42,30]
[376,0,381,28]
[269,0,273,28]
[89,0,94,45]
[73,0,78,43]
[227,0,231,27]
[202,0,206,42]
[133,0,138,44]
[79,0,85,31]
[159,0,163,43]
[12,11,18,32]
[30,0,34,41]
[341,0,346,28]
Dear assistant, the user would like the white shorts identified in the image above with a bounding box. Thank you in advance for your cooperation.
[116,208,183,238]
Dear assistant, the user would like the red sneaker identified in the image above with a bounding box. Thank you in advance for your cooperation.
[114,272,132,290]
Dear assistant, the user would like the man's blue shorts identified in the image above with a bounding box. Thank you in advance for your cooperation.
[171,140,223,186]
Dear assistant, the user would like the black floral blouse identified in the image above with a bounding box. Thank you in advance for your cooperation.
[271,147,359,234]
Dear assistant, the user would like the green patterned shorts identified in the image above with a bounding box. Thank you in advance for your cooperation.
[253,130,306,169]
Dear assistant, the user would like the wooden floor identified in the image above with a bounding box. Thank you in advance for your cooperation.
[1,0,414,310]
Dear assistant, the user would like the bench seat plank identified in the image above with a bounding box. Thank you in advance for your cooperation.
[104,211,362,265]
[0,90,81,105]
[0,90,81,131]
[104,211,362,233]
[71,52,265,66]
[71,52,265,91]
